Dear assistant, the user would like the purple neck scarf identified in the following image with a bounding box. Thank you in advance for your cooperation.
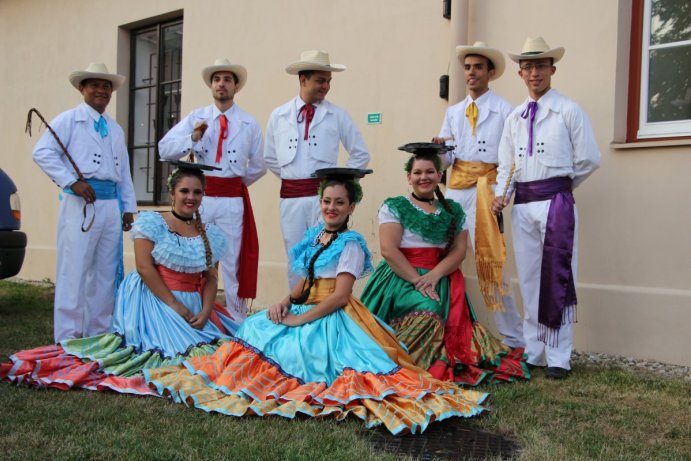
[521,101,538,156]
[514,177,576,347]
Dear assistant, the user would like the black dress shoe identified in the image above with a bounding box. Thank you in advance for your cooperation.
[545,367,570,380]
[526,363,545,371]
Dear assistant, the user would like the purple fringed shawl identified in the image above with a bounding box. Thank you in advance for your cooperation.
[514,176,577,346]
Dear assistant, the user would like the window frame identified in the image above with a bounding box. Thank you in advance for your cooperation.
[127,18,183,206]
[627,0,691,142]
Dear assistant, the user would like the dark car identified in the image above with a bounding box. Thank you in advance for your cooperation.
[0,168,27,279]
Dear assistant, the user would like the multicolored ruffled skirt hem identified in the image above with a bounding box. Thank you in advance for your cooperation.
[145,337,488,435]
[0,333,228,396]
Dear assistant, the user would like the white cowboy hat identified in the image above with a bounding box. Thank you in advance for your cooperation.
[456,41,505,80]
[508,37,565,63]
[68,63,126,91]
[201,58,247,92]
[285,50,346,75]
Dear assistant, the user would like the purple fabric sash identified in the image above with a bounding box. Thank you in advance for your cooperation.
[514,176,576,346]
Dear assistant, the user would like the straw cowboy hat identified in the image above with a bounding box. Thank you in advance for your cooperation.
[508,37,565,63]
[285,50,346,75]
[456,41,505,80]
[68,63,126,91]
[201,58,247,92]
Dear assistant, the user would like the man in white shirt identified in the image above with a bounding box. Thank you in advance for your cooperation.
[492,37,601,379]
[33,63,137,342]
[159,58,265,320]
[432,42,524,349]
[264,50,370,288]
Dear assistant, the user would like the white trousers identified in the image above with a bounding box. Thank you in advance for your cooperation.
[200,196,246,321]
[511,199,579,369]
[54,193,121,342]
[445,186,525,348]
[279,196,321,289]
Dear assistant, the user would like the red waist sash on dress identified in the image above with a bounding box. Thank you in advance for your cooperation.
[280,178,321,199]
[156,265,236,331]
[157,266,202,292]
[400,247,443,270]
[400,247,472,377]
[203,176,258,300]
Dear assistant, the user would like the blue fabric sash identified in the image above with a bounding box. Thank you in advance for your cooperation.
[63,178,124,297]
[63,178,118,200]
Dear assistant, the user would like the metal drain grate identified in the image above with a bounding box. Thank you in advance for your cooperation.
[368,419,520,460]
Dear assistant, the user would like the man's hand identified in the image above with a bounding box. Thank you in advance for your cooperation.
[431,136,453,145]
[491,196,509,214]
[122,212,134,231]
[191,121,208,142]
[70,180,96,203]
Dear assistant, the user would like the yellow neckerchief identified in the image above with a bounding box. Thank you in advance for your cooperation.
[465,101,478,136]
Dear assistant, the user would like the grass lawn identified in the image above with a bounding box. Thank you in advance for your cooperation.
[1,280,689,460]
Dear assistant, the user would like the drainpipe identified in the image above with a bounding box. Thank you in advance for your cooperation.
[448,0,468,104]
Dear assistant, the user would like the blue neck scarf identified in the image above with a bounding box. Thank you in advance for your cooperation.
[94,115,108,138]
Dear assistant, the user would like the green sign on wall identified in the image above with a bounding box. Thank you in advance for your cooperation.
[367,113,382,124]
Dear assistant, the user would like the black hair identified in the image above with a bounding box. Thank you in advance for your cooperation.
[298,70,315,79]
[404,154,442,174]
[465,53,495,71]
[318,178,363,204]
[167,167,206,191]
[80,78,113,89]
[210,71,239,85]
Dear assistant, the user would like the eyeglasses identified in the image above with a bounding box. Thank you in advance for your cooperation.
[520,62,552,72]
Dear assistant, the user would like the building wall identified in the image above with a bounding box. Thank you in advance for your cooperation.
[1,0,689,366]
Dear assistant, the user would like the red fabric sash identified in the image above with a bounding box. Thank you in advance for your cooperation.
[203,176,258,300]
[158,266,236,330]
[280,178,321,199]
[400,248,473,380]
[399,247,442,269]
[157,266,202,292]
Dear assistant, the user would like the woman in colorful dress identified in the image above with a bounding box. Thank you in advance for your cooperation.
[1,163,238,394]
[144,168,488,435]
[360,143,529,386]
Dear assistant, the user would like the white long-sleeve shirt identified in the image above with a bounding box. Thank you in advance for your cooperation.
[32,103,137,212]
[264,97,370,179]
[496,89,601,198]
[438,90,512,169]
[158,104,265,186]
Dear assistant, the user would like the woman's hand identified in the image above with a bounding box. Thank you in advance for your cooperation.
[188,309,211,330]
[169,300,194,322]
[415,271,441,301]
[267,302,289,324]
[280,313,303,327]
